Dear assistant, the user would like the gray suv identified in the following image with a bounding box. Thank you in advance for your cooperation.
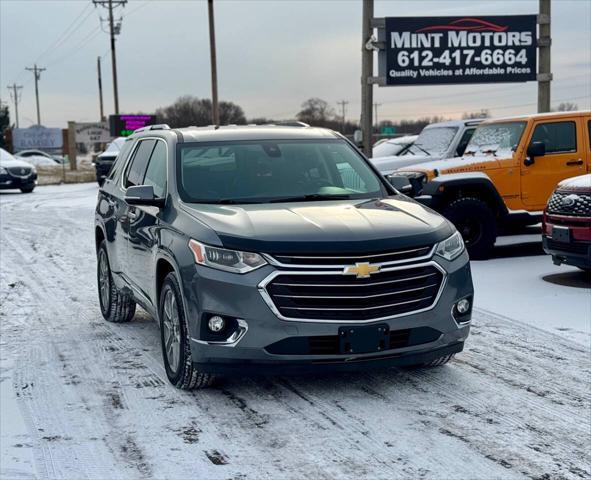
[95,124,473,389]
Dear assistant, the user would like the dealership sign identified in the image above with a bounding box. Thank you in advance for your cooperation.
[76,122,111,144]
[378,16,537,85]
[12,125,63,151]
[109,114,156,137]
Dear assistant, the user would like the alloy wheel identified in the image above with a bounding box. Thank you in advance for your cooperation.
[162,289,182,374]
[98,250,111,312]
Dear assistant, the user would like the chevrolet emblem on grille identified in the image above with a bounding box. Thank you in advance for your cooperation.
[343,262,381,278]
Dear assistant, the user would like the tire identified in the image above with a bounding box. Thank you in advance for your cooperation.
[443,197,497,260]
[159,272,215,390]
[20,186,35,193]
[97,241,136,323]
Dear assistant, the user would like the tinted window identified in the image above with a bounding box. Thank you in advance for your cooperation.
[177,140,386,203]
[531,122,576,154]
[143,141,167,197]
[125,139,156,187]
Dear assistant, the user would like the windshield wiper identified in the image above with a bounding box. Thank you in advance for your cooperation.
[411,144,431,156]
[268,193,352,203]
[482,148,498,156]
[464,150,476,156]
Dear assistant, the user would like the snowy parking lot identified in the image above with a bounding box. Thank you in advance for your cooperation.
[1,183,590,480]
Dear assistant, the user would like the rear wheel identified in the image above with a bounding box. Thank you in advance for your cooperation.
[97,241,136,323]
[159,272,215,390]
[443,197,497,260]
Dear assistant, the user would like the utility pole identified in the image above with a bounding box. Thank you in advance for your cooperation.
[7,83,23,128]
[537,0,551,113]
[337,100,349,133]
[25,64,46,125]
[97,56,105,121]
[373,102,381,131]
[360,0,374,157]
[207,0,220,126]
[94,0,126,115]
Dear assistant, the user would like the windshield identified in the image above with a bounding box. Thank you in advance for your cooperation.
[373,140,409,158]
[465,121,526,156]
[404,126,457,156]
[177,139,387,204]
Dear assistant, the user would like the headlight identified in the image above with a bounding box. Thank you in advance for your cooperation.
[188,239,267,273]
[435,231,465,261]
[0,167,7,174]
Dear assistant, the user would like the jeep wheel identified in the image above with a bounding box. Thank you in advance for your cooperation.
[159,272,215,390]
[97,241,136,323]
[443,197,497,260]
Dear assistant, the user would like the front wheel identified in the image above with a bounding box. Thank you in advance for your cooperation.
[443,197,497,260]
[20,186,35,193]
[406,353,456,369]
[159,272,215,390]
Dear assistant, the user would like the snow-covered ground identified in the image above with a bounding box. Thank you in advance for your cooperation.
[1,183,590,480]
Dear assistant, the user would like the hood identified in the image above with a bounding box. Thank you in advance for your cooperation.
[0,155,35,169]
[182,197,453,254]
[397,154,505,178]
[371,154,442,174]
[557,174,591,193]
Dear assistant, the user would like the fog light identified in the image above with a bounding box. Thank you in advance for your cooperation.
[456,299,470,314]
[208,315,225,333]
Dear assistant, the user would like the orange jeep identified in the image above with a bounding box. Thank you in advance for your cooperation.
[388,111,591,258]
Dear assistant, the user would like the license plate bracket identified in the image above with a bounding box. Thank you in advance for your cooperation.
[339,324,389,355]
[553,226,572,243]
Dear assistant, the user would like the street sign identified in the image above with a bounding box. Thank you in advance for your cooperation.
[75,122,111,144]
[12,125,63,151]
[109,114,156,137]
[381,126,396,134]
[378,16,537,86]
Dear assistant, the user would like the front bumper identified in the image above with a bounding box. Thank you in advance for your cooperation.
[181,250,473,374]
[543,213,591,269]
[0,172,37,189]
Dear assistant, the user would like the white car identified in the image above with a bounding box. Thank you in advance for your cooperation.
[16,149,65,166]
[372,135,417,158]
[0,148,38,193]
[371,119,483,175]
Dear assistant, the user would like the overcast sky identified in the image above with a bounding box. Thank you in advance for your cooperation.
[1,0,590,128]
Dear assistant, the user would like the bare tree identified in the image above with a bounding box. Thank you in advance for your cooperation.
[156,95,246,127]
[462,109,490,119]
[296,98,335,125]
[555,102,578,112]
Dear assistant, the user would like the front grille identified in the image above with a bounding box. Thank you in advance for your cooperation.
[546,239,590,255]
[263,264,444,321]
[7,166,32,177]
[265,327,441,355]
[547,191,591,216]
[270,246,433,266]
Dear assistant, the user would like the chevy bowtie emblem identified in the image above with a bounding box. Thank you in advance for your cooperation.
[344,262,381,278]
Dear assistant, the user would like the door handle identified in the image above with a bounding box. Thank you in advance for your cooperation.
[566,159,583,166]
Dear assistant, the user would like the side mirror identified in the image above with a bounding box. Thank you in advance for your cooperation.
[386,174,413,195]
[125,185,165,208]
[525,141,546,166]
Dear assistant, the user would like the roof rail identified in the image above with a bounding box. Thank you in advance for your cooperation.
[134,124,171,133]
[274,121,310,127]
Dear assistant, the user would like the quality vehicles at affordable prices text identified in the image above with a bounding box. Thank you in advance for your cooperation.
[389,111,591,258]
[543,174,591,271]
[95,124,473,389]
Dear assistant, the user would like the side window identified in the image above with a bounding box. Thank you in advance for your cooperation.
[143,141,167,198]
[531,121,577,154]
[124,139,156,188]
[108,140,134,181]
[456,128,475,156]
